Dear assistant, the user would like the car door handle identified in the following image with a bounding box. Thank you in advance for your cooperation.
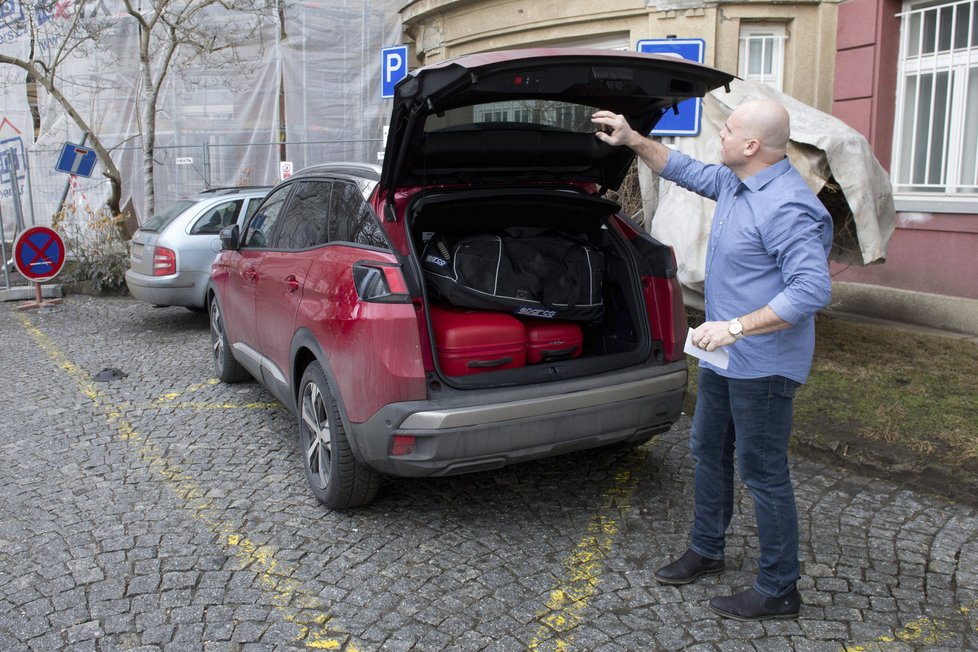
[285,274,300,293]
[244,269,259,282]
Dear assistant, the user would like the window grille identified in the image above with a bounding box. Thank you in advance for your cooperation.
[894,0,978,196]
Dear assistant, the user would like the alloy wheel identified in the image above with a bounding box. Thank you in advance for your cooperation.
[301,380,332,490]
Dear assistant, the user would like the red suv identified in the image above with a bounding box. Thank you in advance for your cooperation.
[208,49,733,508]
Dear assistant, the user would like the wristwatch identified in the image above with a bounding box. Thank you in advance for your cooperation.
[728,317,745,341]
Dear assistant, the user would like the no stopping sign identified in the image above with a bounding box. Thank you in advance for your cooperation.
[13,226,67,282]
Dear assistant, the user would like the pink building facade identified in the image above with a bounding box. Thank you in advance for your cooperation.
[831,0,978,307]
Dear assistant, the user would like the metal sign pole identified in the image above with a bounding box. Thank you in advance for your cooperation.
[23,149,36,227]
[0,201,10,289]
[5,149,26,231]
[203,142,211,188]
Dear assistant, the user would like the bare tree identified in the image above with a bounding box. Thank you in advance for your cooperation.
[0,0,273,218]
[0,1,127,214]
[121,0,272,215]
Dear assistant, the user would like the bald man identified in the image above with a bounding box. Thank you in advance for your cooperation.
[593,100,832,621]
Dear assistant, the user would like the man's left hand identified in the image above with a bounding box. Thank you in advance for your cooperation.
[691,321,737,352]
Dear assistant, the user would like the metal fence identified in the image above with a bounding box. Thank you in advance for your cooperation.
[4,137,386,232]
[149,138,386,206]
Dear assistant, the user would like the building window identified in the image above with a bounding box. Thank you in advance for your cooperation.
[894,0,978,198]
[738,24,786,91]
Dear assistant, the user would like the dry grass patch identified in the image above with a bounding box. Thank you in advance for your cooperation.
[683,310,978,503]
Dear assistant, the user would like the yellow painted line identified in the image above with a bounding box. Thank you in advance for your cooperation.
[527,451,645,651]
[16,313,359,651]
[150,400,282,410]
[842,599,978,651]
[152,378,220,404]
[148,378,280,411]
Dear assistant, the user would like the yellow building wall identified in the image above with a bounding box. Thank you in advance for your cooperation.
[399,0,838,112]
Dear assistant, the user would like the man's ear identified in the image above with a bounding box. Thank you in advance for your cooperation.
[743,138,761,157]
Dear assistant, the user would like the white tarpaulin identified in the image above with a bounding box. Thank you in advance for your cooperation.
[0,5,33,238]
[641,80,896,303]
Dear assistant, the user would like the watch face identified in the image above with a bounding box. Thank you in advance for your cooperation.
[729,319,742,335]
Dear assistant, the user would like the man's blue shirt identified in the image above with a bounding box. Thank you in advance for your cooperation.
[660,149,833,383]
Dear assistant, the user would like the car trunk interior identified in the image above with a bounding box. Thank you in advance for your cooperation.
[405,187,662,388]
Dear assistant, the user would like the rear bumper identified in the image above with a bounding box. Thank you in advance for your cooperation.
[125,269,206,308]
[350,362,687,477]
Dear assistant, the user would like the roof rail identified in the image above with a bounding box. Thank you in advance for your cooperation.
[198,186,273,195]
[294,162,381,180]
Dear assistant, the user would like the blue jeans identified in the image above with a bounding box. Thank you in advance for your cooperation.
[688,368,801,598]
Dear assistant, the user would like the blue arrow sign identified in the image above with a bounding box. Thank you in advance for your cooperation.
[55,142,97,177]
[637,38,706,137]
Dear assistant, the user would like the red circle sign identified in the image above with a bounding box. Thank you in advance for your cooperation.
[13,226,67,282]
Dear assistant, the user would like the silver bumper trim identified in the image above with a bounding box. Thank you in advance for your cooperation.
[399,372,686,430]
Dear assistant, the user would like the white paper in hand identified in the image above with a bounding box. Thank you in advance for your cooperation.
[684,328,729,370]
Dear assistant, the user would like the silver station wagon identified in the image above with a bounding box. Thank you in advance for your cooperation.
[126,187,270,310]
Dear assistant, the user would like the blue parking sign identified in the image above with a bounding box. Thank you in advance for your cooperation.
[381,45,408,99]
[637,38,706,137]
[55,142,97,177]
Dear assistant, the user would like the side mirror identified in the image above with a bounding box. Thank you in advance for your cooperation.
[219,224,240,251]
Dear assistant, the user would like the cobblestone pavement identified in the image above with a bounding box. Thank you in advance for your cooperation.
[1,296,977,652]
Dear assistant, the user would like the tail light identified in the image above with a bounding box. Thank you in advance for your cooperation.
[153,247,176,276]
[663,273,689,362]
[352,262,410,303]
[611,216,688,363]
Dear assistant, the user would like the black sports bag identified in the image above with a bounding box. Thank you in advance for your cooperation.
[421,228,605,322]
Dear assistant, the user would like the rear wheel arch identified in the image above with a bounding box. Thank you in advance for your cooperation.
[205,285,218,312]
[290,330,374,470]
[291,346,319,409]
[297,361,381,509]
[290,328,329,409]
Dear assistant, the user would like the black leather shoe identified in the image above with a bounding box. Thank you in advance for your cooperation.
[709,587,801,621]
[654,549,725,585]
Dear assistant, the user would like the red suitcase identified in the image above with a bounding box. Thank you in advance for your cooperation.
[522,318,583,364]
[429,305,527,375]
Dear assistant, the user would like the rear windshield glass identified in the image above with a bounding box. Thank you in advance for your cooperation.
[425,100,599,134]
[140,200,196,232]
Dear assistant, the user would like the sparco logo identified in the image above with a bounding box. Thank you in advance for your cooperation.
[516,306,557,319]
[425,254,447,267]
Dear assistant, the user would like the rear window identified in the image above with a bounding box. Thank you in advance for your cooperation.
[425,100,599,134]
[140,200,196,232]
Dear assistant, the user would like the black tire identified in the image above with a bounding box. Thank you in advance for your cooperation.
[298,362,380,509]
[209,295,250,383]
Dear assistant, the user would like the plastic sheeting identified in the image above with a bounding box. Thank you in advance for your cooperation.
[0,0,402,235]
[641,80,896,303]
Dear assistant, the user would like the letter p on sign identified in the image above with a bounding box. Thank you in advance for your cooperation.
[381,45,408,99]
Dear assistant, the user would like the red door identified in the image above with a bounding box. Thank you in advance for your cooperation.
[220,184,294,352]
[254,249,319,389]
[216,248,263,350]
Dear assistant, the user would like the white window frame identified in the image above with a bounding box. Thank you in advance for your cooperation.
[738,23,786,91]
[893,0,978,213]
